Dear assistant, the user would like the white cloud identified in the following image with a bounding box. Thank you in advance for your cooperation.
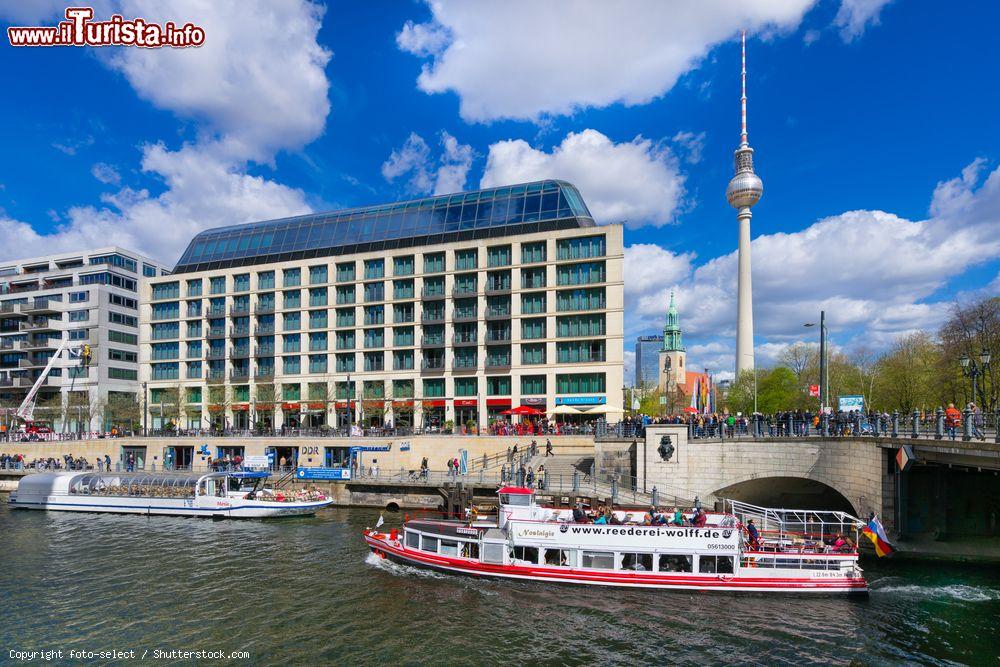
[397,1,816,122]
[671,131,707,165]
[0,0,332,266]
[381,131,474,196]
[91,163,121,185]
[833,0,894,42]
[481,129,686,228]
[625,160,1000,370]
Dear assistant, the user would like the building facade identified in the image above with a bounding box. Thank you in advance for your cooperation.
[634,335,662,388]
[0,247,168,431]
[140,181,624,433]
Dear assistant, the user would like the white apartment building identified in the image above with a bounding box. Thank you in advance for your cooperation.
[139,181,624,434]
[0,247,169,431]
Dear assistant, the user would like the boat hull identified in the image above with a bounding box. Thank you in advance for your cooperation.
[365,533,868,596]
[9,493,333,518]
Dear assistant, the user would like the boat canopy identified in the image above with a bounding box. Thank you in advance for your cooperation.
[229,471,270,480]
[497,486,534,495]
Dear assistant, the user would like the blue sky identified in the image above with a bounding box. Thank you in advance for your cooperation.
[0,0,997,379]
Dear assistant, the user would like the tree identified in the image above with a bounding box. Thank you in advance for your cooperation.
[756,367,799,414]
[104,391,140,434]
[724,369,758,416]
[939,296,999,411]
[779,342,817,382]
[872,332,939,413]
[254,383,276,431]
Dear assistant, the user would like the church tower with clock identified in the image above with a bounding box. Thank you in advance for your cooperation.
[658,291,686,392]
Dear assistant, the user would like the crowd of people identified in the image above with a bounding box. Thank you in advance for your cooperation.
[3,453,105,471]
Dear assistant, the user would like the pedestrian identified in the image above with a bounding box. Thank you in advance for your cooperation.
[447,457,454,478]
[105,454,111,471]
[945,403,962,440]
[545,439,552,457]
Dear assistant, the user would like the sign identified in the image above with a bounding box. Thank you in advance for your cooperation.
[244,455,269,469]
[838,395,864,413]
[521,397,546,406]
[509,521,739,553]
[422,399,446,408]
[556,396,607,406]
[399,441,411,451]
[895,445,916,472]
[296,467,351,481]
[350,444,391,453]
[281,402,301,411]
[632,398,640,410]
[486,398,512,407]
[454,399,477,408]
[808,385,820,398]
[659,396,667,405]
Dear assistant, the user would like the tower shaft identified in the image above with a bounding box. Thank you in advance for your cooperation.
[736,209,754,374]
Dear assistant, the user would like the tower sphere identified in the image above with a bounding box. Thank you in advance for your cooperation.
[726,167,763,209]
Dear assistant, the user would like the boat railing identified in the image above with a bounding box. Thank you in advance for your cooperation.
[725,499,864,546]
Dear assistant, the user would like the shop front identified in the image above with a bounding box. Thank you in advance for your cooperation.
[486,398,512,421]
[303,402,327,428]
[392,400,415,429]
[281,402,302,430]
[553,396,608,423]
[361,400,385,428]
[231,403,250,430]
[453,399,478,433]
[421,399,445,430]
[163,445,194,470]
[335,400,357,429]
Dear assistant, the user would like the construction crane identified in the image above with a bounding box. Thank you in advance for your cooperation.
[14,339,91,430]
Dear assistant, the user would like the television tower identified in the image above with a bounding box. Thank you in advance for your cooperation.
[726,30,763,375]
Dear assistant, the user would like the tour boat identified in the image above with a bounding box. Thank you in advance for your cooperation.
[364,487,868,595]
[9,470,333,518]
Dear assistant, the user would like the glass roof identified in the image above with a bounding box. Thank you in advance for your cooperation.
[173,180,594,273]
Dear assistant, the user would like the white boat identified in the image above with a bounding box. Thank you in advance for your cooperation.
[9,470,333,518]
[364,486,868,595]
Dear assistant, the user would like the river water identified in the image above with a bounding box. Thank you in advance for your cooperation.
[0,505,997,666]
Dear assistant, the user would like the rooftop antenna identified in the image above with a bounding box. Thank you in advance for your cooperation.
[740,29,748,148]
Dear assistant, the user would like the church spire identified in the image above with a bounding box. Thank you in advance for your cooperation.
[662,291,684,352]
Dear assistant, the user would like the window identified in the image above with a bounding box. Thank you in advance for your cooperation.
[335,353,355,373]
[209,276,226,294]
[511,546,539,564]
[521,375,545,395]
[424,379,445,397]
[186,279,203,296]
[486,345,511,367]
[364,328,384,349]
[393,279,415,300]
[364,305,385,325]
[621,553,654,572]
[544,548,575,567]
[454,298,477,320]
[309,354,328,373]
[309,310,328,329]
[393,326,414,346]
[257,271,275,289]
[581,551,615,569]
[557,340,606,363]
[151,342,179,360]
[186,300,202,318]
[423,252,445,274]
[151,323,178,340]
[557,234,606,260]
[454,378,477,397]
[68,329,88,341]
[486,270,511,293]
[557,261,606,286]
[406,531,420,549]
[186,387,202,404]
[68,310,89,322]
[109,330,137,345]
[393,255,414,277]
[522,318,545,340]
[336,285,355,305]
[364,282,384,302]
[556,288,605,312]
[393,303,413,324]
[233,274,250,292]
[698,556,734,574]
[521,267,545,289]
[487,244,512,267]
[393,379,414,398]
[151,282,179,299]
[393,350,414,370]
[186,341,202,358]
[454,273,477,296]
[453,348,477,369]
[79,272,137,291]
[283,312,301,331]
[556,373,606,394]
[335,331,355,350]
[283,268,301,287]
[309,265,328,285]
[423,276,445,297]
[283,355,301,374]
[282,384,302,401]
[187,321,202,338]
[521,293,546,315]
[151,363,179,380]
[486,376,511,396]
[309,287,328,307]
[283,334,301,353]
[108,348,137,363]
[89,253,137,272]
[521,241,546,264]
[521,343,546,365]
[151,302,179,320]
[109,367,138,380]
[658,554,693,573]
[557,314,605,338]
[421,535,439,553]
[336,262,355,282]
[143,264,158,277]
[68,291,89,303]
[455,249,477,271]
[364,259,384,279]
[309,332,328,351]
[109,312,138,328]
[336,308,355,327]
[283,290,301,309]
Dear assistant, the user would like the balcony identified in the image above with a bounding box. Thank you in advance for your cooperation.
[451,285,477,297]
[421,287,446,301]
[255,301,275,314]
[255,345,275,357]
[256,367,275,381]
[255,323,275,335]
[452,333,477,346]
[230,326,251,337]
[485,330,511,343]
[231,346,250,359]
[207,371,226,384]
[230,370,250,382]
[453,309,477,323]
[421,311,445,324]
[21,298,65,314]
[207,327,226,339]
[485,358,512,372]
[229,304,250,317]
[207,348,226,360]
[522,278,546,290]
[420,359,445,373]
[452,358,478,372]
[19,319,57,332]
[206,306,227,317]
[484,307,511,321]
[21,336,57,351]
[420,335,446,348]
[485,283,512,296]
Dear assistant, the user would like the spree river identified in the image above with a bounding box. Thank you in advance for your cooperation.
[0,505,997,666]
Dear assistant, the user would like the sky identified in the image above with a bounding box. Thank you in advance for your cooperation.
[0,0,997,382]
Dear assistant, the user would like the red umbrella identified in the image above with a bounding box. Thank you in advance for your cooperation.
[500,408,514,415]
[510,405,544,415]
[683,406,699,414]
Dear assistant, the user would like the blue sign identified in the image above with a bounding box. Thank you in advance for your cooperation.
[296,467,351,481]
[555,396,607,406]
[349,445,391,453]
[838,395,865,413]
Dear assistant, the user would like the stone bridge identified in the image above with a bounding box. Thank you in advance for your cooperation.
[638,424,1000,539]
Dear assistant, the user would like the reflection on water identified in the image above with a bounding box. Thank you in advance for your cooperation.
[0,506,997,665]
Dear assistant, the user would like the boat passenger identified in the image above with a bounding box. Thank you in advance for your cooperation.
[692,508,708,527]
[571,503,588,523]
[608,508,623,525]
[593,507,608,525]
[746,519,761,549]
[670,507,685,526]
[643,506,656,525]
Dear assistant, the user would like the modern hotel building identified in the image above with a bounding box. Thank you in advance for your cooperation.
[140,181,623,432]
[0,247,169,431]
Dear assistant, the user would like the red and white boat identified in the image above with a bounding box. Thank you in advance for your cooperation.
[364,487,868,595]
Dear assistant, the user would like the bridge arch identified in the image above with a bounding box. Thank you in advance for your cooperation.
[712,475,858,516]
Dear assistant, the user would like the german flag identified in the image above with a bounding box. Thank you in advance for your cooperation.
[862,515,893,557]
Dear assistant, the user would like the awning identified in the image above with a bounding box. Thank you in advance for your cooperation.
[454,399,477,407]
[422,399,446,408]
[549,405,580,415]
[574,405,624,415]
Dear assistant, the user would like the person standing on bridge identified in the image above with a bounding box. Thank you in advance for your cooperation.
[945,403,962,440]
[970,403,985,440]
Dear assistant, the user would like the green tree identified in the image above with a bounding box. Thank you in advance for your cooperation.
[756,366,799,413]
[872,332,939,412]
[724,369,758,415]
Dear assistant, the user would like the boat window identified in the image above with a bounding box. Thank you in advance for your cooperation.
[503,494,531,507]
[421,536,439,553]
[581,551,615,569]
[511,546,539,564]
[544,549,574,567]
[698,555,734,574]
[482,542,504,564]
[657,554,693,573]
[440,540,460,557]
[460,542,480,560]
[405,531,420,549]
[621,553,653,571]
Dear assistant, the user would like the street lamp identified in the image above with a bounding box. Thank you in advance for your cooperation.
[959,348,991,407]
[804,311,828,413]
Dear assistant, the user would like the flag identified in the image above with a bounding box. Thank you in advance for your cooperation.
[861,515,893,557]
[809,384,820,398]
[375,513,384,529]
